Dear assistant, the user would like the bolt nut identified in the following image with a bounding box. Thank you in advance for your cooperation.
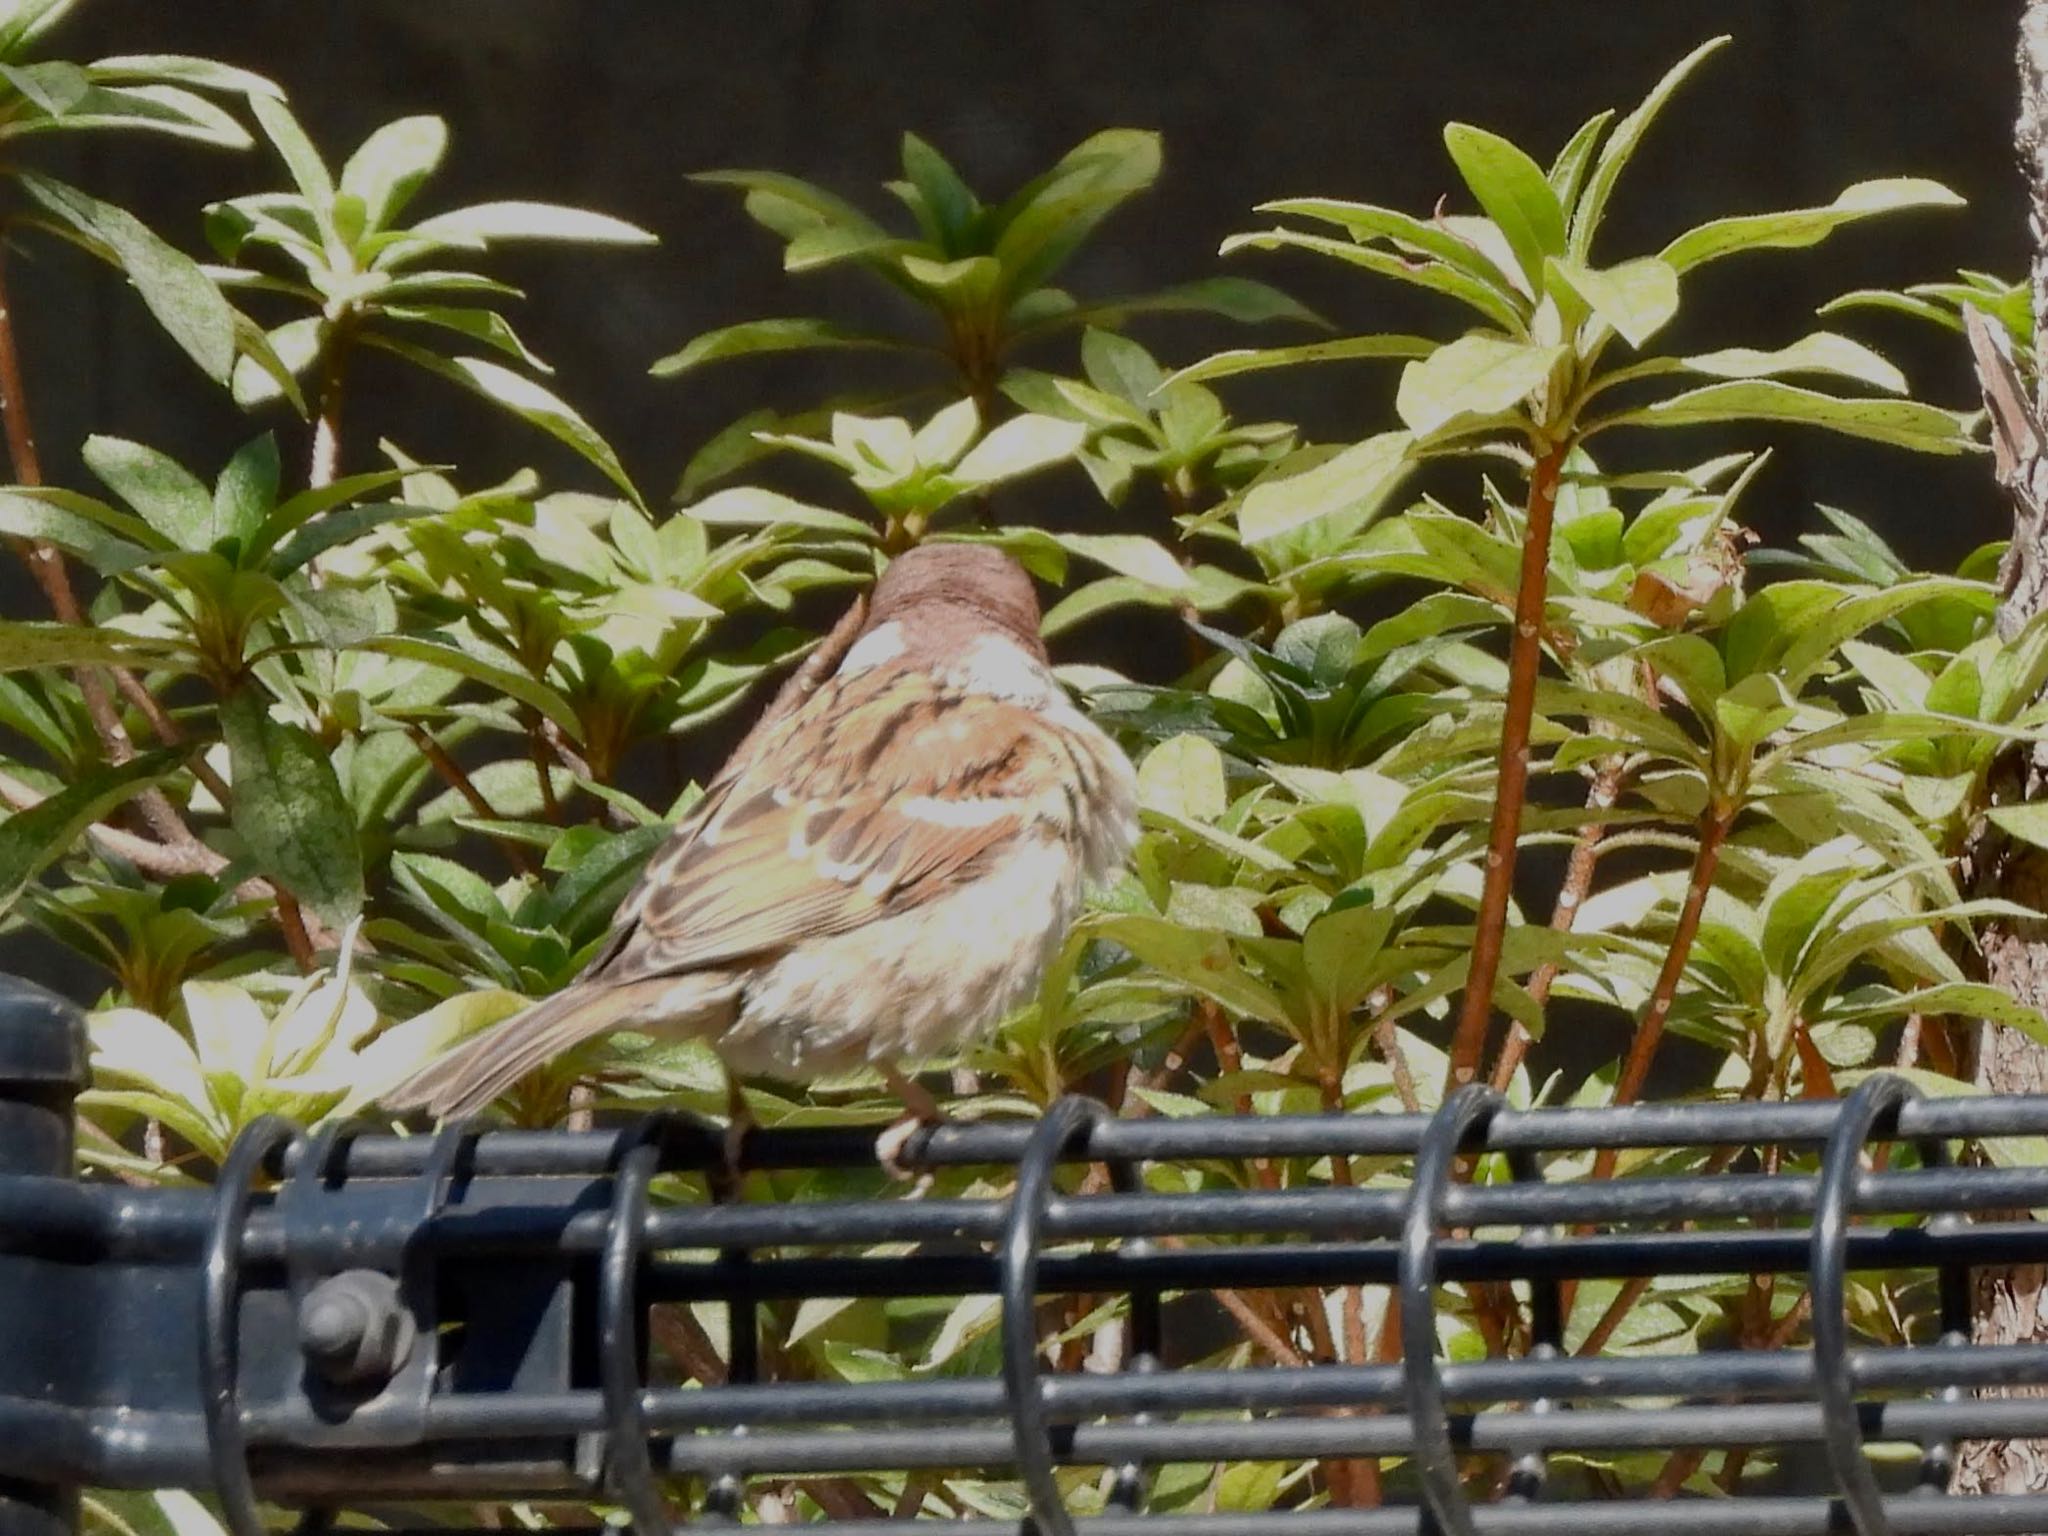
[297,1269,415,1387]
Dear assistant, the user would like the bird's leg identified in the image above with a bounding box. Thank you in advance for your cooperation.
[876,1066,948,1183]
[713,1070,756,1202]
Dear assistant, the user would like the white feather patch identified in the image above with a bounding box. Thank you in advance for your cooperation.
[952,635,1055,705]
[838,620,906,675]
[900,794,1014,828]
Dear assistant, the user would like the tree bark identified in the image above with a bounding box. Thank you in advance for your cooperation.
[1952,2,2048,1504]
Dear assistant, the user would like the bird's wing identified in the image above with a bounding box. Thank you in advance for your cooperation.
[590,665,1075,985]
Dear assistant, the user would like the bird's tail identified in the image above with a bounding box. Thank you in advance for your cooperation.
[381,974,729,1122]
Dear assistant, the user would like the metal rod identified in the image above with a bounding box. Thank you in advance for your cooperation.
[0,978,86,1536]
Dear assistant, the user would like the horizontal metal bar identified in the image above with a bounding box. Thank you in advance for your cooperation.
[652,1395,2048,1474]
[242,1342,2048,1446]
[280,1095,2048,1181]
[224,1164,2048,1269]
[624,1224,2048,1305]
[359,1496,2048,1536]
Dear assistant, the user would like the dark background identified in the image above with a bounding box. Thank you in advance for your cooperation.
[15,3,2027,569]
[2,2,2032,1017]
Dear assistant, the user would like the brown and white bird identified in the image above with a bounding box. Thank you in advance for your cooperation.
[383,543,1138,1150]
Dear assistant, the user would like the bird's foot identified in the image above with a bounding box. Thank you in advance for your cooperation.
[878,1067,947,1189]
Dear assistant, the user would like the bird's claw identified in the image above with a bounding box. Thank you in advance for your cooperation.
[875,1112,938,1193]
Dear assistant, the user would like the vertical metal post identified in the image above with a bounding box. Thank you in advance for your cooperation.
[0,976,86,1536]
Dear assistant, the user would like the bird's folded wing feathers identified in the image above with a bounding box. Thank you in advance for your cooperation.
[592,671,1073,987]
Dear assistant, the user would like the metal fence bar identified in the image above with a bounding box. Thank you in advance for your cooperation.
[26,973,2048,1533]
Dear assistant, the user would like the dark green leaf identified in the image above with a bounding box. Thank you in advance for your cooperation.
[81,435,215,548]
[220,689,364,927]
[360,336,644,505]
[212,433,279,548]
[18,172,236,382]
[1593,380,1973,454]
[1169,334,1435,386]
[0,752,177,912]
[650,317,909,379]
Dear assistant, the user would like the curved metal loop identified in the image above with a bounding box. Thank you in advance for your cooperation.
[1097,1118,1156,1515]
[202,1115,299,1536]
[1812,1074,1919,1536]
[1503,1144,1560,1502]
[601,1113,688,1534]
[1399,1084,1504,1536]
[1001,1095,1109,1536]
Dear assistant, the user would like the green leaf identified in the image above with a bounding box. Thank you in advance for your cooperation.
[993,128,1161,293]
[951,414,1086,484]
[1548,109,1614,214]
[1255,196,1522,289]
[1987,803,2048,853]
[689,486,873,536]
[1543,255,1678,348]
[1829,982,2048,1043]
[412,200,657,246]
[1714,671,1798,750]
[1048,531,1190,591]
[1672,333,1907,395]
[1081,325,1165,405]
[1305,900,1399,1014]
[1065,276,1325,330]
[1168,334,1436,387]
[0,756,175,911]
[1237,431,1413,544]
[18,172,235,382]
[1661,178,1965,276]
[1594,380,1973,454]
[1137,733,1227,821]
[247,466,418,567]
[649,317,907,379]
[1222,228,1525,332]
[0,488,155,572]
[267,501,431,577]
[900,131,978,244]
[81,436,215,548]
[1089,912,1290,1026]
[249,94,335,222]
[357,634,582,737]
[338,114,446,234]
[1443,122,1565,289]
[1571,36,1731,260]
[220,690,364,928]
[1395,335,1568,436]
[212,434,279,548]
[85,54,283,98]
[361,337,643,505]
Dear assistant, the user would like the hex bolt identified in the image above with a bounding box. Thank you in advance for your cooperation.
[296,1270,416,1388]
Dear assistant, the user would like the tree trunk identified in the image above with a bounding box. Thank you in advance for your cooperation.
[1951,2,2048,1504]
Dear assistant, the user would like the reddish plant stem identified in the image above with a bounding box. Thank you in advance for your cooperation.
[403,723,537,874]
[0,249,321,970]
[525,708,566,823]
[1447,444,1569,1090]
[0,249,198,849]
[1321,1065,1382,1507]
[1489,755,1630,1094]
[1369,989,1423,1114]
[1605,802,1738,1123]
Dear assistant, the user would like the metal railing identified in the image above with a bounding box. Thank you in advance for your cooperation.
[10,978,2048,1535]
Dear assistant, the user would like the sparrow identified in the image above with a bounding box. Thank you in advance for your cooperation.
[383,542,1139,1162]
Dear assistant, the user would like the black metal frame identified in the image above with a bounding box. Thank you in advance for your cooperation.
[14,980,2048,1533]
